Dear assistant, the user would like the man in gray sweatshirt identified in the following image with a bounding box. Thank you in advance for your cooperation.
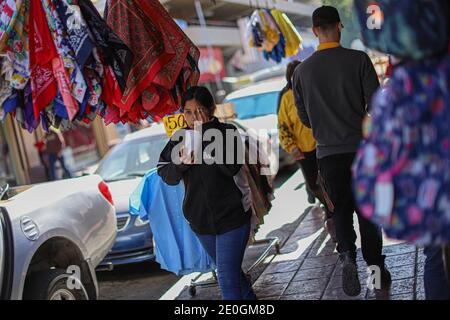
[293,6,391,297]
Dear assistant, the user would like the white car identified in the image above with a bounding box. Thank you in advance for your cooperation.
[0,175,116,300]
[225,80,297,172]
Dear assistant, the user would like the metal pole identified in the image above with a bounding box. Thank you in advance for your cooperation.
[194,0,226,102]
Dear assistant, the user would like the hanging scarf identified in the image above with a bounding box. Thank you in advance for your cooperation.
[29,0,58,121]
[4,0,29,90]
[0,55,13,109]
[0,0,23,52]
[105,0,199,113]
[23,81,39,132]
[78,0,133,93]
[42,0,83,119]
[54,0,94,69]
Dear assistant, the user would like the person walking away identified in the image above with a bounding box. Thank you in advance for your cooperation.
[157,86,257,300]
[293,6,391,296]
[34,139,50,180]
[278,60,336,242]
[44,128,72,181]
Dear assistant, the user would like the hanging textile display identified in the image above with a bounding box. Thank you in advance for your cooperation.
[129,169,215,276]
[0,0,134,132]
[246,8,302,63]
[0,0,200,133]
[103,0,200,125]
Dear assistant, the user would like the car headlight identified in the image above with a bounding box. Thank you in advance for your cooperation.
[134,215,149,227]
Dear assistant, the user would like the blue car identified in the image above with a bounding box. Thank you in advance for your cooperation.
[95,124,169,269]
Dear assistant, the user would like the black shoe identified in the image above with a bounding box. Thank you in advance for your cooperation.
[367,256,392,291]
[340,252,361,297]
[307,192,316,204]
[379,263,392,290]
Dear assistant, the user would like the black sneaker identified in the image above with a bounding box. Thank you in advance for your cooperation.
[307,192,316,204]
[340,252,361,297]
[367,257,392,291]
[379,263,392,290]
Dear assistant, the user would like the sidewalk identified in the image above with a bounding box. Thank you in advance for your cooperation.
[253,207,425,300]
[176,205,425,300]
[174,167,425,301]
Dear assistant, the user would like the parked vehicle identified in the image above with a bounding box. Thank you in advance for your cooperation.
[95,124,169,268]
[225,79,297,171]
[0,175,116,300]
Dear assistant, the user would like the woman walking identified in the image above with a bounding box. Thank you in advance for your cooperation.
[158,86,257,300]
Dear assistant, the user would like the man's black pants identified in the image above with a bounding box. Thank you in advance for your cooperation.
[318,153,383,265]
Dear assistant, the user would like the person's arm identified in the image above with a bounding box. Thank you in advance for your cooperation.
[361,53,380,112]
[293,70,311,128]
[157,138,191,186]
[278,93,298,154]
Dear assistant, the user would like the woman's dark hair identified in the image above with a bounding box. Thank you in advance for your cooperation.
[286,60,301,89]
[181,86,216,115]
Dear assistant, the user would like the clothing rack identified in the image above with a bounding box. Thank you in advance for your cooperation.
[188,236,280,297]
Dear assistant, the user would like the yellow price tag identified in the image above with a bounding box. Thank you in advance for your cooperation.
[163,113,187,137]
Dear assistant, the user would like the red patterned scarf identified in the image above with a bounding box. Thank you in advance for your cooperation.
[29,0,57,120]
[106,0,199,113]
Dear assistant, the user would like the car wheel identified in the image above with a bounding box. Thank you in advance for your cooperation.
[23,268,89,300]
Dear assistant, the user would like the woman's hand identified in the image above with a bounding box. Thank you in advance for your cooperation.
[179,146,195,165]
[193,107,210,127]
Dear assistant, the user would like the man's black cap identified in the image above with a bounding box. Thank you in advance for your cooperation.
[312,6,341,27]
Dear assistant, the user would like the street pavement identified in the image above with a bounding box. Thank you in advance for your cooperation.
[97,164,425,300]
[172,165,425,301]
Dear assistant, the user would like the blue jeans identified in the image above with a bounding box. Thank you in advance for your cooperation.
[196,221,257,300]
[48,153,71,181]
[424,246,450,300]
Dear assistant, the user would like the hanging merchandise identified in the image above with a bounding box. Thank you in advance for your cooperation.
[0,0,135,132]
[353,54,450,246]
[353,0,449,60]
[78,0,133,93]
[129,169,215,276]
[352,0,450,246]
[0,0,200,133]
[246,8,302,63]
[0,0,22,50]
[270,9,302,58]
[104,0,200,125]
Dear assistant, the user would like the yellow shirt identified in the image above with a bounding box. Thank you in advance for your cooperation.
[278,89,316,153]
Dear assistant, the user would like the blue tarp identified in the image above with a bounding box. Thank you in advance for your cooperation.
[129,169,214,275]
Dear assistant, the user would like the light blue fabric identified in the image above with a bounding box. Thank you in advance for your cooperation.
[228,92,278,119]
[129,169,214,275]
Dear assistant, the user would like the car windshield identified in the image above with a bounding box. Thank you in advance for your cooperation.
[96,135,168,182]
